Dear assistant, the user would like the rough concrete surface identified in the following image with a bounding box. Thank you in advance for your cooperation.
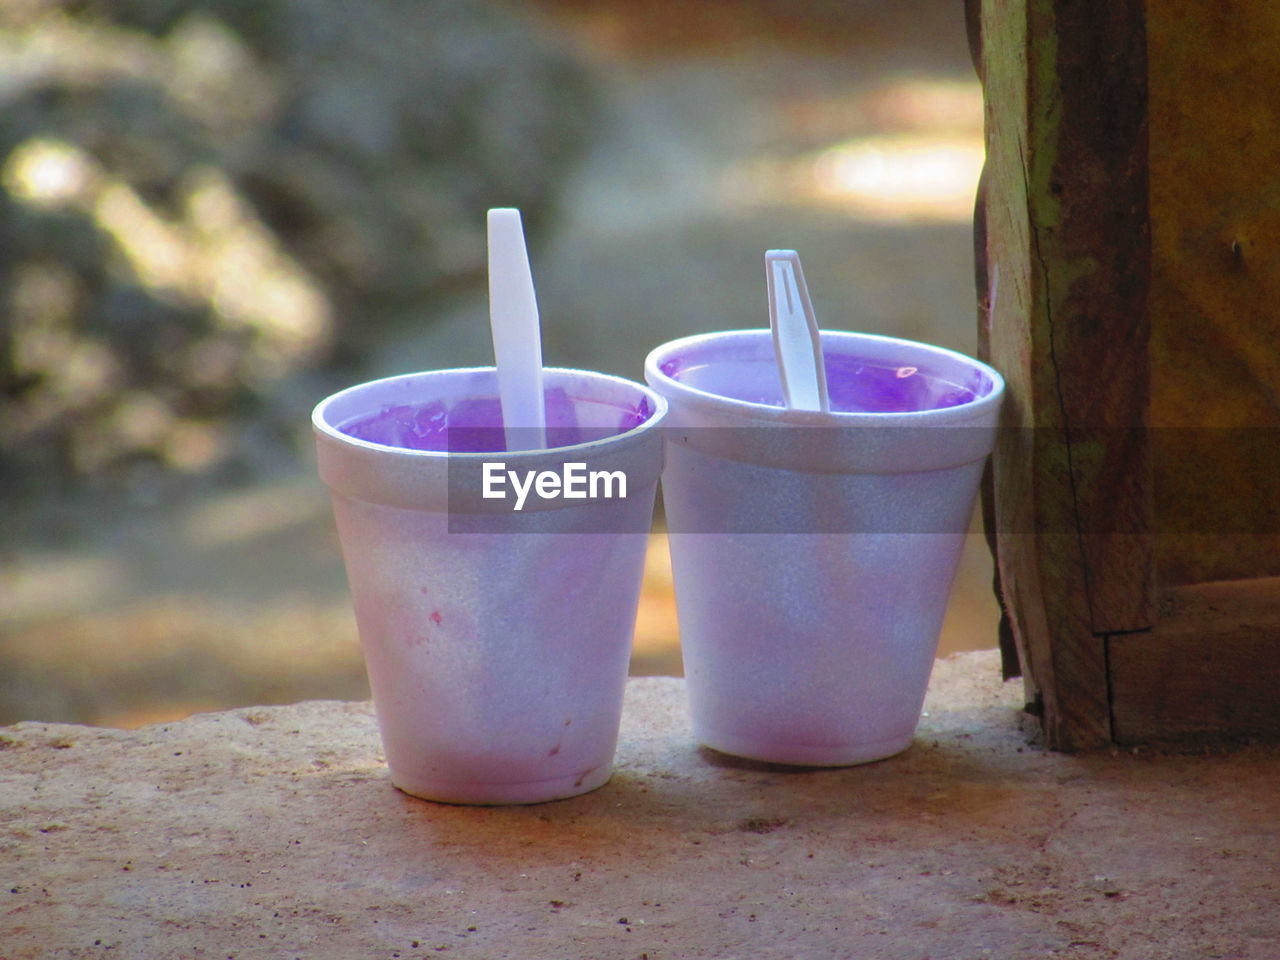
[2,650,1277,959]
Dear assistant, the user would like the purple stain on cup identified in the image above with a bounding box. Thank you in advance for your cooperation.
[624,394,654,432]
[339,398,500,451]
[822,353,980,413]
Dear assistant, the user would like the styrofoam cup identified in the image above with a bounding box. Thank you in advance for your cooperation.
[313,367,666,803]
[645,330,1004,766]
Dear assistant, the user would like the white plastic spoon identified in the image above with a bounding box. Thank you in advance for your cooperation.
[487,208,547,450]
[765,249,830,413]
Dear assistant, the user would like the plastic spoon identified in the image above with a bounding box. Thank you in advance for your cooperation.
[487,208,547,450]
[765,249,830,413]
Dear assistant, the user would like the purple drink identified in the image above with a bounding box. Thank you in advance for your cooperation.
[338,385,655,453]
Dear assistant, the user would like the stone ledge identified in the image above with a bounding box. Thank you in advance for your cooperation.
[2,650,1278,959]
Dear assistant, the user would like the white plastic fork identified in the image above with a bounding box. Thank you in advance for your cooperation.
[765,249,830,413]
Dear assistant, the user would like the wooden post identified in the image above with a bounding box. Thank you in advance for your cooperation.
[977,0,1280,748]
[976,0,1153,750]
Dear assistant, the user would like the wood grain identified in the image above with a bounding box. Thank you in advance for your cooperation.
[1148,1,1280,586]
[979,0,1152,748]
[980,0,1280,750]
[1111,579,1280,743]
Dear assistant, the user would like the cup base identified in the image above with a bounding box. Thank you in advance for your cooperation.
[389,763,614,806]
[696,729,915,767]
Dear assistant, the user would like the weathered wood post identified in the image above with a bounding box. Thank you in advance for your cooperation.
[973,0,1280,749]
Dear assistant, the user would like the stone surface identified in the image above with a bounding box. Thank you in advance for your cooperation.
[3,650,1278,958]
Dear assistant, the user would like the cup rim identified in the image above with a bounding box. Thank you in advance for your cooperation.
[312,366,669,460]
[643,328,1005,425]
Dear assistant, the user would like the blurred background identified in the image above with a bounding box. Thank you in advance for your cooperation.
[0,0,995,728]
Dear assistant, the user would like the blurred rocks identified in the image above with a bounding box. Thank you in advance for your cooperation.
[0,0,595,492]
